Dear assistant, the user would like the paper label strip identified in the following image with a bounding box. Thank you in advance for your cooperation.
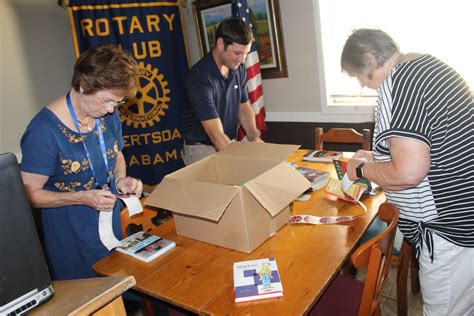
[98,210,122,250]
[289,214,356,225]
[98,195,144,251]
[289,199,368,225]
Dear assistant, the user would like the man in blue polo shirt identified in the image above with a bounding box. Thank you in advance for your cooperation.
[182,18,263,165]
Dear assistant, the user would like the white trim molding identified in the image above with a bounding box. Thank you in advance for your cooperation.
[265,111,374,123]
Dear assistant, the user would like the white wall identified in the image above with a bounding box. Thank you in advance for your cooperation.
[0,0,75,155]
[0,0,371,155]
[181,0,373,124]
[181,0,324,113]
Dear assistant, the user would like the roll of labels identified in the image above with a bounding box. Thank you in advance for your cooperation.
[288,174,367,225]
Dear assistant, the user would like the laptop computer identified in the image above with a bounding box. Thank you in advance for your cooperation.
[0,153,54,315]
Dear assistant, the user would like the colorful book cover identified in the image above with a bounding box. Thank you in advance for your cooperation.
[303,150,343,162]
[116,231,176,263]
[295,166,329,191]
[233,257,283,303]
[325,177,367,203]
[333,160,379,192]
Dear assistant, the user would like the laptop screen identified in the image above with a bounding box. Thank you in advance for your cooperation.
[0,153,53,315]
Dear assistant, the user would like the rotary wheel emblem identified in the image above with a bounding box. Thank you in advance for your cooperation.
[118,62,170,128]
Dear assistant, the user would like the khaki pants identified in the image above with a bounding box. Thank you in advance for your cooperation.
[182,143,216,165]
[419,233,474,315]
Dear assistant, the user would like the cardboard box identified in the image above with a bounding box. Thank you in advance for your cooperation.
[145,142,310,253]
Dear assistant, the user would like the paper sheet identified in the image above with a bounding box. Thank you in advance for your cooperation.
[98,195,143,250]
[98,210,121,250]
[119,195,143,216]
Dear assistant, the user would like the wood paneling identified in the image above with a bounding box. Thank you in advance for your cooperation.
[263,121,375,151]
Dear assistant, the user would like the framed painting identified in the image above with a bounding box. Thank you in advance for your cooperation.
[193,0,288,79]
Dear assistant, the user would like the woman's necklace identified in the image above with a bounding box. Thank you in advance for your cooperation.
[77,117,93,132]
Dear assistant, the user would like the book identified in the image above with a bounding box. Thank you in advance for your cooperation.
[303,150,343,162]
[332,160,381,194]
[325,159,382,203]
[325,177,367,203]
[295,166,330,191]
[115,231,176,263]
[233,257,283,303]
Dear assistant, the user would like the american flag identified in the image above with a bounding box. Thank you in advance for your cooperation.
[232,0,267,140]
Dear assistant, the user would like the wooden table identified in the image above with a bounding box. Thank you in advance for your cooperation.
[30,275,135,316]
[93,150,385,315]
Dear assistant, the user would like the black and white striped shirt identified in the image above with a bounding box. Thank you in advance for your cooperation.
[374,54,474,259]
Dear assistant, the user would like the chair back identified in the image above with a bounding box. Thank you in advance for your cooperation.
[352,202,399,316]
[315,127,371,151]
[120,198,157,237]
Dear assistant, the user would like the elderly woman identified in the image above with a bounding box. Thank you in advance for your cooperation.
[343,29,473,315]
[20,44,143,280]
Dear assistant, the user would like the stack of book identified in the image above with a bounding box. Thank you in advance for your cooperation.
[116,231,176,263]
[295,166,329,191]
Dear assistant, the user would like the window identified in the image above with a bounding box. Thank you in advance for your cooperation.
[318,0,474,107]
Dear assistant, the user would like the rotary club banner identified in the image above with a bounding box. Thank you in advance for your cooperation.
[66,0,188,185]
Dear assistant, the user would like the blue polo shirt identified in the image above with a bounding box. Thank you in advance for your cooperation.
[183,51,249,144]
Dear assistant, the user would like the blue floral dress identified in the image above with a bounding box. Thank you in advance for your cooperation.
[20,108,124,280]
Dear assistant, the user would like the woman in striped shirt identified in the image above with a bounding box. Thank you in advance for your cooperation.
[342,29,473,315]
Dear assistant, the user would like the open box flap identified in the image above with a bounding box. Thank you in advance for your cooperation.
[243,162,311,216]
[217,142,300,161]
[145,177,239,222]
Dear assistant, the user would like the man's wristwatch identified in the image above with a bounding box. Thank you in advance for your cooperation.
[356,162,366,178]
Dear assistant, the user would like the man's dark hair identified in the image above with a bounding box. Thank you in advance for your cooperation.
[215,18,253,49]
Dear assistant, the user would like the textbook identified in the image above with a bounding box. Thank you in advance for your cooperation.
[303,150,342,162]
[116,231,176,263]
[295,166,330,191]
[233,257,283,303]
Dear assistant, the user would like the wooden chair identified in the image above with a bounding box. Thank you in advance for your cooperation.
[316,126,418,315]
[314,127,372,151]
[120,200,157,238]
[394,238,420,316]
[310,202,399,316]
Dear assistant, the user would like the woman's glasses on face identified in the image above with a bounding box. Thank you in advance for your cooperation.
[95,93,126,108]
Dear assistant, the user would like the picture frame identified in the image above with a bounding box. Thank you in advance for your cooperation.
[193,0,288,79]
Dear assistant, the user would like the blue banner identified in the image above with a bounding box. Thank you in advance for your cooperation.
[67,0,188,185]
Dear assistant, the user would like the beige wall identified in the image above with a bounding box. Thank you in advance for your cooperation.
[0,0,372,155]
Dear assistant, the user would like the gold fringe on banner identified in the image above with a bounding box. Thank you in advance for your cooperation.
[57,0,187,8]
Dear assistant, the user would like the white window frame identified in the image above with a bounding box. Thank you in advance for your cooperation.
[314,0,474,117]
[312,0,375,120]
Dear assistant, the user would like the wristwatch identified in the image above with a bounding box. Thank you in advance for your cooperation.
[356,162,366,178]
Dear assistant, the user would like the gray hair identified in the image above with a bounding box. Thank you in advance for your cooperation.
[341,29,399,77]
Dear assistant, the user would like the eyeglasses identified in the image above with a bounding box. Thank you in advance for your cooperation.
[95,94,127,107]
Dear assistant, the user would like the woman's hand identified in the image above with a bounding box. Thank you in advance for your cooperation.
[352,149,374,162]
[346,150,373,181]
[347,157,368,181]
[81,189,117,211]
[115,176,143,197]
